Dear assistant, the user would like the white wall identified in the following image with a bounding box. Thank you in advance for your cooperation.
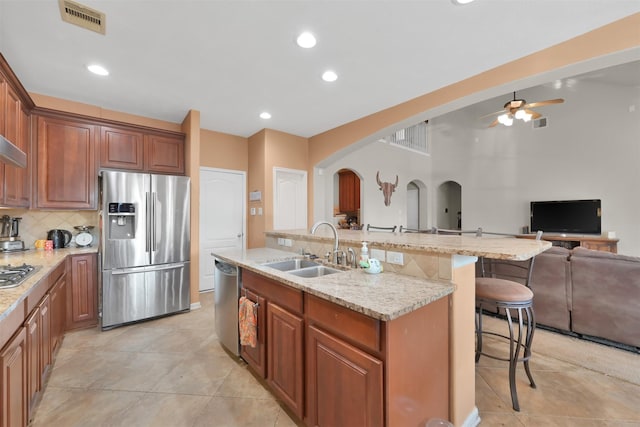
[430,80,640,256]
[315,140,433,230]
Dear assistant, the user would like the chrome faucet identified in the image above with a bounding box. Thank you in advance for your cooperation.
[310,221,339,264]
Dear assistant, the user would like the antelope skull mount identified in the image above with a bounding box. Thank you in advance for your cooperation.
[376,172,398,206]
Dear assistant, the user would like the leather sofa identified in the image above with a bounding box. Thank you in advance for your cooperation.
[484,246,640,350]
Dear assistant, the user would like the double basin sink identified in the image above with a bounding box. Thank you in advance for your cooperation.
[262,259,342,278]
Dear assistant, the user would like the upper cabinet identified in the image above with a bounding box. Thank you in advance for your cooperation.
[35,114,98,210]
[99,124,184,175]
[338,169,360,214]
[0,56,34,208]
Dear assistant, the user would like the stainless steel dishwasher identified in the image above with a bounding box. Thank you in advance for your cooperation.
[214,258,240,356]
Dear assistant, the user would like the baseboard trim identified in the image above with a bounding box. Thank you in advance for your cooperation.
[461,407,481,427]
[190,302,202,310]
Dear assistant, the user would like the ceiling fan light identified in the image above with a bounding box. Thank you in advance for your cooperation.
[497,113,508,124]
[522,113,533,122]
[514,109,527,120]
[503,116,514,126]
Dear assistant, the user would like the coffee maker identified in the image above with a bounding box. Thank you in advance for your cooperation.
[0,215,24,251]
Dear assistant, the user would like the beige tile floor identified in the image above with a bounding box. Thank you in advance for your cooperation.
[31,292,640,427]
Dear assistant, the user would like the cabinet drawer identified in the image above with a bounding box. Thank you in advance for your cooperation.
[48,261,66,285]
[26,277,49,314]
[0,302,25,350]
[242,270,303,315]
[306,293,381,352]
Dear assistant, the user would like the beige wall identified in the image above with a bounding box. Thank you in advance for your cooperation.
[247,130,266,248]
[200,129,248,171]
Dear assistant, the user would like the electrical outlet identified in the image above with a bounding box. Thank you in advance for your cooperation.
[277,238,285,246]
[284,239,293,247]
[386,251,404,265]
[250,207,256,215]
[258,207,263,215]
[370,248,385,260]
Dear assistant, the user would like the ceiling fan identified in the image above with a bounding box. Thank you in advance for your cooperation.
[484,92,564,127]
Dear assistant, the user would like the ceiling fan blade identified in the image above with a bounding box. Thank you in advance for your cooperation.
[524,109,542,119]
[523,98,564,109]
[488,118,499,127]
[480,109,507,119]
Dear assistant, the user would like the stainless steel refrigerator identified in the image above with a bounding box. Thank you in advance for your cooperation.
[100,170,190,329]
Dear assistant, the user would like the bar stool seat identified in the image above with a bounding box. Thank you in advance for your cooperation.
[476,278,534,302]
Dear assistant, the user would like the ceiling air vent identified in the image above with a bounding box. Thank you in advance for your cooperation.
[58,0,106,34]
[532,117,548,129]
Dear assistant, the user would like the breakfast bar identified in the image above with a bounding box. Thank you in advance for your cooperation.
[214,229,550,426]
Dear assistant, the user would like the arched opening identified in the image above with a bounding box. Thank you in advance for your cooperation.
[333,168,361,229]
[406,180,428,230]
[437,181,462,230]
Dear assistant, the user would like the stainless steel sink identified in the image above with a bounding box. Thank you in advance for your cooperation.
[288,265,342,278]
[262,259,319,271]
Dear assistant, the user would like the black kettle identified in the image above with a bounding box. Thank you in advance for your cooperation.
[47,229,72,249]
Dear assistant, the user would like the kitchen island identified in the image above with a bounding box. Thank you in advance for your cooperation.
[215,230,550,427]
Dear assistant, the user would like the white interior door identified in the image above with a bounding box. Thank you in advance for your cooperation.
[199,168,245,292]
[273,167,307,230]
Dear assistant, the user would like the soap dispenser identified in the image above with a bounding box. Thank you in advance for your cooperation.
[359,241,369,267]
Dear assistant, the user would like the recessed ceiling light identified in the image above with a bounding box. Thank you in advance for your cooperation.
[296,32,316,48]
[452,0,475,4]
[87,64,109,76]
[260,112,271,119]
[322,70,338,82]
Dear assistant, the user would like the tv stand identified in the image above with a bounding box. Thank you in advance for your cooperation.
[519,234,618,253]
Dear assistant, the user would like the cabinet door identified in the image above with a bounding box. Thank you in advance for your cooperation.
[3,85,30,207]
[267,302,304,419]
[38,295,51,385]
[36,115,97,209]
[67,254,98,330]
[99,126,144,171]
[306,324,383,427]
[25,308,39,418]
[144,134,185,174]
[0,74,6,202]
[49,274,67,355]
[240,289,267,378]
[338,170,360,213]
[1,327,28,427]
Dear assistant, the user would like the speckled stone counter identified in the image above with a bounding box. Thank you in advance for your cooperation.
[213,247,454,321]
[267,229,551,260]
[0,247,98,322]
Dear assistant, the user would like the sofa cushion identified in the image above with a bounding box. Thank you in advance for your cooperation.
[570,247,640,348]
[529,246,572,331]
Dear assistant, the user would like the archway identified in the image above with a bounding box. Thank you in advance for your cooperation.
[437,181,462,230]
[406,180,428,230]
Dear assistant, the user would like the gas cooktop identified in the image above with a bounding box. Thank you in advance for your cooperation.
[0,264,39,289]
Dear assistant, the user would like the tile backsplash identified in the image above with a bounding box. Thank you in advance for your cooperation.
[2,209,99,248]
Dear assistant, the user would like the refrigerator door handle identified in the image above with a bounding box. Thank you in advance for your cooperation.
[146,191,151,253]
[151,262,186,272]
[112,266,148,275]
[152,191,158,252]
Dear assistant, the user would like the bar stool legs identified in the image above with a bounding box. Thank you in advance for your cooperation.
[476,300,537,412]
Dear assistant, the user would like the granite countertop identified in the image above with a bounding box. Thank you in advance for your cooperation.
[212,247,455,321]
[267,229,551,260]
[0,247,99,322]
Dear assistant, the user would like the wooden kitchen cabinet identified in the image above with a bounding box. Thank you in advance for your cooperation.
[338,169,360,213]
[241,270,305,418]
[144,133,185,174]
[0,66,31,208]
[240,288,267,378]
[0,327,28,427]
[35,115,97,209]
[306,325,383,427]
[37,295,51,388]
[24,308,40,419]
[99,125,144,171]
[267,302,304,419]
[49,269,67,355]
[66,254,98,330]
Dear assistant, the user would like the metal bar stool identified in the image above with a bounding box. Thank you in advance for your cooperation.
[475,230,542,412]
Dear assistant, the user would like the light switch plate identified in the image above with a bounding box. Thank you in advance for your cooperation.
[387,251,404,265]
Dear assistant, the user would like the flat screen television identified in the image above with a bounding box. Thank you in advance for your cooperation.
[530,199,601,234]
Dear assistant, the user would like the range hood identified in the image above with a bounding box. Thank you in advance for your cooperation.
[0,135,26,168]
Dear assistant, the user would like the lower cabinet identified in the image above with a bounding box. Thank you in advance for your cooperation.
[25,309,40,419]
[306,325,383,427]
[240,289,267,378]
[0,328,27,427]
[267,302,304,419]
[49,273,67,356]
[67,254,98,330]
[37,295,51,388]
